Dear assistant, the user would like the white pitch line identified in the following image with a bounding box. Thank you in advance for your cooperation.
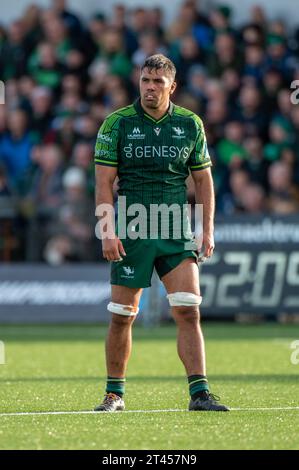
[230,406,299,412]
[0,407,299,417]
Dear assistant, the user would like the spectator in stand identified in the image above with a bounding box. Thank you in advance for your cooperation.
[4,79,24,110]
[267,161,299,214]
[130,8,149,40]
[44,167,95,264]
[243,44,266,83]
[0,165,12,197]
[18,76,37,107]
[90,74,130,110]
[74,115,98,145]
[264,117,295,163]
[0,25,6,52]
[209,5,234,37]
[242,136,269,189]
[185,65,208,106]
[208,33,242,77]
[89,27,132,80]
[61,74,83,97]
[27,42,64,92]
[290,105,299,183]
[88,12,107,59]
[206,101,228,142]
[28,86,54,143]
[166,1,197,47]
[250,5,267,29]
[51,0,82,39]
[55,90,89,120]
[71,141,94,196]
[0,165,17,261]
[175,91,201,114]
[217,121,247,168]
[239,183,266,214]
[132,31,167,67]
[0,20,30,80]
[52,116,76,160]
[42,14,73,61]
[221,68,241,110]
[22,4,42,51]
[174,34,205,86]
[262,68,285,117]
[277,88,293,120]
[235,83,267,138]
[110,5,138,56]
[26,143,64,215]
[241,23,265,48]
[108,87,131,111]
[205,79,229,144]
[0,106,7,135]
[0,109,33,191]
[147,7,165,39]
[265,33,295,81]
[218,168,250,214]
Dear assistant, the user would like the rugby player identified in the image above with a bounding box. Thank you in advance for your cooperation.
[94,54,229,412]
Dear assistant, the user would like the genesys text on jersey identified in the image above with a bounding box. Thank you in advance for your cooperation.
[123,145,190,159]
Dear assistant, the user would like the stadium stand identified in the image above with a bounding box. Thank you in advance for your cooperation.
[1,0,299,262]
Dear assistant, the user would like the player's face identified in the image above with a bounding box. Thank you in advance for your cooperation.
[140,67,176,110]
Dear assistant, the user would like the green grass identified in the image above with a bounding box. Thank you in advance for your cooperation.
[0,323,299,450]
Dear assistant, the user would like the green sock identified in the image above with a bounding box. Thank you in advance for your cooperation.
[188,375,209,400]
[106,377,125,398]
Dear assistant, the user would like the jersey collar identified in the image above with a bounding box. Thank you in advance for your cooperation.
[134,98,174,124]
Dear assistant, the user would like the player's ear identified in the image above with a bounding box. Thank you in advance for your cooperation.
[170,80,177,95]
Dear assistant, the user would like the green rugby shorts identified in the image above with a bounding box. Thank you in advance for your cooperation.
[110,237,198,288]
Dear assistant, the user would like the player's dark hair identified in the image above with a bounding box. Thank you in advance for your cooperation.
[141,54,176,80]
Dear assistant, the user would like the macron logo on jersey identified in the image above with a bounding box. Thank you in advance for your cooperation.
[128,127,145,140]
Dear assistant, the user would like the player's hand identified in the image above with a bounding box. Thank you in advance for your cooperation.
[102,236,126,262]
[198,231,215,260]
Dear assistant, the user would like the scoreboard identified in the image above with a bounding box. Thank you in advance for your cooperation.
[200,215,299,315]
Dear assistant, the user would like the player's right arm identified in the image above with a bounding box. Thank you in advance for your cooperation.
[94,116,126,262]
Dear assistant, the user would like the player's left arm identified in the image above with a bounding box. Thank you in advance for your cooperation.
[188,117,215,258]
[191,167,215,259]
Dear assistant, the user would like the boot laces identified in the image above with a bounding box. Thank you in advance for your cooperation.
[103,393,119,404]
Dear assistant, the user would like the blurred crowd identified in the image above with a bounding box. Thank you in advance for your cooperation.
[1,0,299,263]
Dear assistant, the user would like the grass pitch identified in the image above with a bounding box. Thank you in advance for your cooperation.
[0,323,298,450]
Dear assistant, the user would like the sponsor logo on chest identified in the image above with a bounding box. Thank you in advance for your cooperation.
[127,127,146,139]
[124,144,189,159]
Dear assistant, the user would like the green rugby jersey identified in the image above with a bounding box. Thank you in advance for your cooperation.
[95,99,211,202]
[94,99,212,238]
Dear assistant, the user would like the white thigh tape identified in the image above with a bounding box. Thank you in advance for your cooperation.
[166,292,202,307]
[107,302,139,317]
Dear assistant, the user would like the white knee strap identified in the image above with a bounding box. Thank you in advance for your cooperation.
[107,302,139,317]
[166,292,202,307]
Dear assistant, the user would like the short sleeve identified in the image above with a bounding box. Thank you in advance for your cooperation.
[188,117,212,171]
[94,115,120,167]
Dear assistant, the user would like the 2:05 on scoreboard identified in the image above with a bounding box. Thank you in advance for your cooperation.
[200,248,299,314]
